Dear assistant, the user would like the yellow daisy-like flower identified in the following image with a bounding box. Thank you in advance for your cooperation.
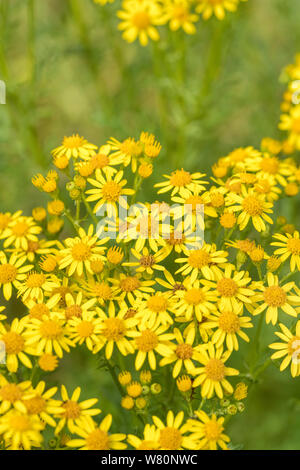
[63,291,96,320]
[244,153,293,186]
[269,321,300,377]
[0,410,44,450]
[81,278,115,306]
[26,295,61,320]
[117,0,164,47]
[201,265,255,311]
[110,273,155,303]
[0,215,42,250]
[107,136,143,171]
[68,311,103,351]
[175,243,228,282]
[17,272,60,302]
[203,303,253,351]
[253,273,300,325]
[195,0,241,21]
[0,375,32,414]
[130,320,174,370]
[0,252,33,300]
[279,105,300,150]
[192,343,239,398]
[226,187,273,232]
[52,134,97,160]
[55,386,101,435]
[22,381,63,428]
[271,231,300,271]
[0,318,36,372]
[23,314,74,358]
[155,169,208,198]
[164,0,199,34]
[159,328,202,378]
[94,302,138,359]
[123,246,167,275]
[173,277,218,322]
[127,424,160,450]
[59,225,107,277]
[86,169,135,216]
[67,414,127,450]
[188,410,230,450]
[152,411,198,450]
[136,291,175,327]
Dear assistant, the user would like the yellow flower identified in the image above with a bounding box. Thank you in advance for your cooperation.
[279,105,300,150]
[86,169,135,215]
[59,225,108,276]
[253,273,300,325]
[130,320,174,370]
[196,0,241,21]
[123,246,167,275]
[136,291,175,326]
[203,303,253,351]
[0,410,44,450]
[269,321,300,377]
[67,414,127,450]
[187,410,230,450]
[271,231,300,271]
[0,252,33,300]
[175,243,228,282]
[22,381,63,427]
[164,0,199,34]
[0,375,32,414]
[234,382,248,400]
[55,385,101,435]
[173,277,218,322]
[192,343,239,398]
[117,0,164,47]
[127,424,160,450]
[68,311,103,351]
[110,273,155,303]
[38,353,59,372]
[155,169,208,197]
[52,134,97,160]
[0,318,35,372]
[17,272,60,302]
[82,278,115,305]
[226,187,273,232]
[152,410,198,450]
[94,302,139,359]
[1,215,42,250]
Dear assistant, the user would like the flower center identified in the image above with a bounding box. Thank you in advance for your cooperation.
[242,195,264,216]
[132,11,150,29]
[176,344,193,359]
[26,273,46,288]
[185,195,204,212]
[63,134,84,148]
[92,153,109,169]
[287,237,300,255]
[184,288,205,305]
[12,221,29,237]
[102,181,122,202]
[65,305,82,319]
[170,169,192,187]
[40,320,63,339]
[218,311,240,333]
[30,303,50,319]
[86,429,110,450]
[63,400,81,419]
[260,157,279,174]
[188,249,211,268]
[2,332,24,354]
[120,276,141,292]
[292,118,300,133]
[159,428,182,450]
[92,282,112,299]
[147,294,169,312]
[71,242,91,261]
[136,330,158,352]
[103,318,126,341]
[173,6,188,20]
[24,396,45,414]
[140,255,156,267]
[77,321,94,338]
[264,285,286,307]
[204,421,222,440]
[124,308,138,319]
[167,232,185,245]
[217,278,238,297]
[9,415,30,432]
[205,358,225,381]
[0,264,17,284]
[0,384,22,402]
[27,241,39,252]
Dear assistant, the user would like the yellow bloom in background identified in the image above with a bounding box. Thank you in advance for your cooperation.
[271,231,300,271]
[192,343,239,398]
[279,105,300,150]
[0,410,44,450]
[127,423,160,450]
[195,0,241,21]
[52,134,97,160]
[67,414,127,450]
[152,410,198,450]
[253,273,300,325]
[155,169,208,197]
[188,410,230,450]
[164,0,199,34]
[0,252,33,300]
[117,0,165,46]
[269,321,300,377]
[0,318,35,372]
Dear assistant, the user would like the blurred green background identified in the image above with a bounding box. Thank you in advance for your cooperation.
[1,0,300,450]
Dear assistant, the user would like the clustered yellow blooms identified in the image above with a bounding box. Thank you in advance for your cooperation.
[92,0,249,46]
[1,55,300,451]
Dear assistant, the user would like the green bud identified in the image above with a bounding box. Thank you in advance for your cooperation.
[150,383,162,395]
[66,181,75,191]
[142,385,150,395]
[227,404,237,415]
[220,398,230,407]
[237,402,245,413]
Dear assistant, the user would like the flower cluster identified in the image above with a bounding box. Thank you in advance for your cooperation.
[1,54,300,450]
[93,0,248,46]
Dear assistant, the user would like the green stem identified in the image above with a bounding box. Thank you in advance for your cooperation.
[82,193,99,226]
